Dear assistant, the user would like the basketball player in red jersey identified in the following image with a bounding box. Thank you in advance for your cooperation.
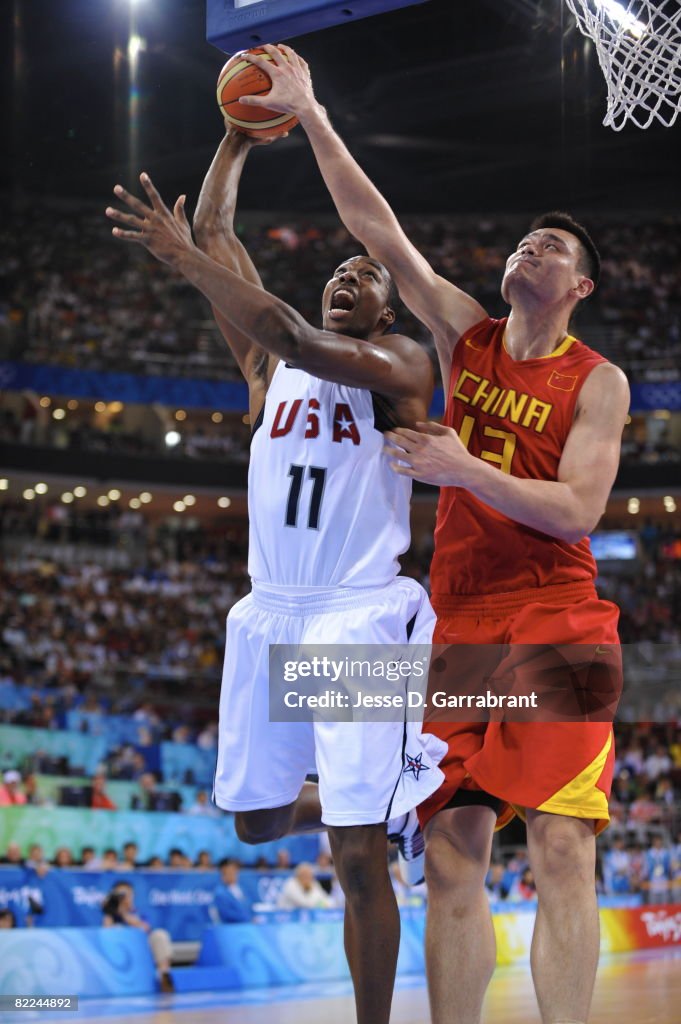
[241,46,631,1024]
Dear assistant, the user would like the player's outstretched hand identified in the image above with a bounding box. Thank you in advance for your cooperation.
[240,44,316,118]
[106,173,195,269]
[385,422,477,488]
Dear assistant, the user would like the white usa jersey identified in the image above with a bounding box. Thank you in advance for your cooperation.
[248,362,412,588]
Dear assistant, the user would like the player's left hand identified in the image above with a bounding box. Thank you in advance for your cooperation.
[240,44,316,118]
[385,422,476,487]
[106,173,195,269]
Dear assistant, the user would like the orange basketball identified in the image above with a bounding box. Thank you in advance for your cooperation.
[216,47,298,140]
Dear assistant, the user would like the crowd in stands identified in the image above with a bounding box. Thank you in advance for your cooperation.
[2,202,680,385]
[0,403,251,464]
[1,500,681,909]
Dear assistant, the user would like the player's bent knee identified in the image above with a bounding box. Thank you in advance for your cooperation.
[235,809,292,844]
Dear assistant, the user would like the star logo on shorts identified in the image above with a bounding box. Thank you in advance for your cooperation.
[403,752,429,781]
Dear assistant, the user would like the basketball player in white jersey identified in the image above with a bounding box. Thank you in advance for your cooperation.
[106,125,446,1024]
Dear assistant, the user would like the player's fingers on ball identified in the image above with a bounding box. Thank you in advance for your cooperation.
[244,52,272,74]
[105,207,144,229]
[270,44,289,66]
[239,94,268,107]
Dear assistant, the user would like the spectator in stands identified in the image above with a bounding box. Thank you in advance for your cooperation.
[22,773,41,805]
[25,844,49,876]
[196,722,218,750]
[195,850,213,870]
[91,772,117,811]
[275,849,292,871]
[603,836,632,895]
[645,743,673,781]
[132,773,181,813]
[80,846,96,868]
[628,842,646,894]
[187,790,219,817]
[485,862,509,901]
[168,848,190,869]
[212,859,251,923]
[148,856,165,869]
[121,842,139,870]
[643,835,673,905]
[101,848,120,871]
[0,769,27,806]
[0,842,23,866]
[53,847,74,868]
[0,909,16,928]
[508,867,538,903]
[277,863,333,910]
[102,881,174,992]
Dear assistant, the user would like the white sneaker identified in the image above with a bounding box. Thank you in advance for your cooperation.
[387,808,425,886]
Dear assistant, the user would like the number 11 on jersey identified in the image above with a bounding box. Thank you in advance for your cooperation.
[286,464,327,529]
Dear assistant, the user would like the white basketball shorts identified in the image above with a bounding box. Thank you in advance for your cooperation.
[213,576,447,827]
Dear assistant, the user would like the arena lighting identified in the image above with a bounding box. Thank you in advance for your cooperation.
[664,496,677,513]
[67,399,79,410]
[183,495,196,506]
[128,33,146,62]
[217,496,232,509]
[94,401,107,413]
[129,498,141,509]
[97,496,110,507]
[73,486,87,498]
[212,412,223,423]
[61,493,74,504]
[0,479,8,490]
[22,489,35,501]
[34,483,48,495]
[175,409,187,421]
[139,492,152,503]
[627,497,640,514]
[242,414,251,426]
[165,431,181,447]
[108,401,124,414]
[108,489,122,500]
[39,396,50,408]
[595,0,646,38]
[52,408,66,420]
[173,500,186,513]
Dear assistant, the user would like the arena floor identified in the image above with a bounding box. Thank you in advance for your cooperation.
[5,950,680,1024]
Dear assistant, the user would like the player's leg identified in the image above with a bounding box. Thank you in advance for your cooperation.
[526,810,599,1024]
[234,780,323,842]
[424,803,497,1024]
[327,823,398,1024]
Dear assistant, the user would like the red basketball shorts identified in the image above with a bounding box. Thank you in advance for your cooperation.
[419,580,621,835]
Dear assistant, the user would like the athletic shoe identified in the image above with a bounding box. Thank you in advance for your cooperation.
[388,808,425,886]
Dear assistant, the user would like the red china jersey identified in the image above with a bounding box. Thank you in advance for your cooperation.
[430,316,609,597]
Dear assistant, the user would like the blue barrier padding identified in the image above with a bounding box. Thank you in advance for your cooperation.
[0,867,320,941]
[0,927,156,997]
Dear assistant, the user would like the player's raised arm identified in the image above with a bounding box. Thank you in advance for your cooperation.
[240,45,487,383]
[106,176,432,418]
[193,124,274,391]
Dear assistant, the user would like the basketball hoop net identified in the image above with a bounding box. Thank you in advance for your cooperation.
[564,0,681,129]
